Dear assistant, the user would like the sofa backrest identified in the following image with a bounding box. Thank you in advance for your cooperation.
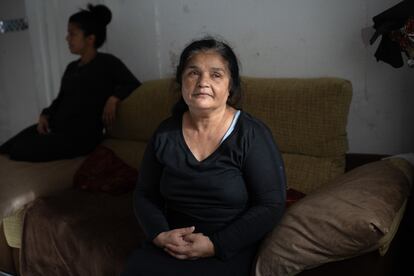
[106,77,352,193]
[242,77,352,193]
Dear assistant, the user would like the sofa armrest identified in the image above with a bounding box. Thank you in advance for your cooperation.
[0,154,85,218]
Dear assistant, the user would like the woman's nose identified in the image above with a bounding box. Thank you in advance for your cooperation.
[198,73,209,87]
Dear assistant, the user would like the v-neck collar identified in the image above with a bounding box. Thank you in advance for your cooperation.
[178,111,242,164]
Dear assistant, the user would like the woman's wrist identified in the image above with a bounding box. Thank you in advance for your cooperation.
[153,232,166,248]
[108,95,120,104]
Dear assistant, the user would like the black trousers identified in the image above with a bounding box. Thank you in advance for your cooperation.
[121,242,256,276]
[0,124,99,162]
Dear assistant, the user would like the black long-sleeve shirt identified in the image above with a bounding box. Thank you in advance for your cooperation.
[134,111,286,260]
[42,53,140,139]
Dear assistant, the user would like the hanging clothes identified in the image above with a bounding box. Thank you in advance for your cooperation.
[370,0,414,68]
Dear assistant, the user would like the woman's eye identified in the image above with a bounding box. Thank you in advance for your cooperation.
[189,71,199,76]
[212,73,222,78]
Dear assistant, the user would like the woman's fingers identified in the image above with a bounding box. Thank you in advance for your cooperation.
[164,243,193,259]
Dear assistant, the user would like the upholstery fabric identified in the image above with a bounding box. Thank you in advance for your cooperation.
[0,154,85,219]
[0,154,85,250]
[255,159,412,276]
[101,139,146,169]
[286,188,306,208]
[107,79,180,142]
[242,77,352,193]
[241,77,352,157]
[6,77,354,274]
[73,145,138,195]
[283,153,345,193]
[2,208,25,248]
[107,77,352,193]
[20,191,145,276]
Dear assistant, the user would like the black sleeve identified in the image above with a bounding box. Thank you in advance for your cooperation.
[208,124,287,260]
[110,57,141,100]
[133,136,170,241]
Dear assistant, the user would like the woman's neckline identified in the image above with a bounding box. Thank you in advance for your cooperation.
[179,110,242,163]
[78,51,99,67]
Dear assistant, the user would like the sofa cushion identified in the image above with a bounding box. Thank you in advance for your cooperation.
[286,188,306,208]
[73,145,138,195]
[242,77,352,192]
[107,79,180,143]
[101,139,147,169]
[0,154,85,250]
[282,153,345,193]
[242,77,351,157]
[255,158,412,276]
[20,190,145,276]
[0,154,85,219]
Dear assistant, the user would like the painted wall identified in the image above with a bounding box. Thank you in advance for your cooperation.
[0,0,38,142]
[104,0,414,155]
[1,0,413,154]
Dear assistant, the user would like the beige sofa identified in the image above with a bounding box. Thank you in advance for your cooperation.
[0,77,412,275]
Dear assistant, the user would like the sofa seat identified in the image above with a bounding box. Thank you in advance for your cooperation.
[19,190,144,276]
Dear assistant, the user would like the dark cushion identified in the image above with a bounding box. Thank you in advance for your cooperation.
[73,145,138,195]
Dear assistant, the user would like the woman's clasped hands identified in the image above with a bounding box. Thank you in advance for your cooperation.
[153,226,215,260]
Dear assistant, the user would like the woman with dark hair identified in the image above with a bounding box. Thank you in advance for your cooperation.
[122,37,286,275]
[0,4,141,162]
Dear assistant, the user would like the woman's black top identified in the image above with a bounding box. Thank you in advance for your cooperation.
[42,53,140,139]
[134,111,286,260]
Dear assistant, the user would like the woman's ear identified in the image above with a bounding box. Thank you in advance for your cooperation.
[87,34,96,47]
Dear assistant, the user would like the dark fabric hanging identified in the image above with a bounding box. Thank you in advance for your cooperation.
[370,0,414,68]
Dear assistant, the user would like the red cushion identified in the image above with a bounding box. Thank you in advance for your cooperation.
[73,145,138,195]
[286,188,306,208]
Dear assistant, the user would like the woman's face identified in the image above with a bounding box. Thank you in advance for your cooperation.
[181,50,231,113]
[66,23,93,55]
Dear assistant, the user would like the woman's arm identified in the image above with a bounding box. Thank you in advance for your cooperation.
[103,56,141,126]
[110,57,141,100]
[133,137,170,241]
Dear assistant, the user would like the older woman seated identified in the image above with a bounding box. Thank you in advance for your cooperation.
[122,37,286,276]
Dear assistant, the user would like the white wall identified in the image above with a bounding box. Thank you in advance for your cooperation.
[1,0,413,154]
[103,0,414,155]
[0,0,38,142]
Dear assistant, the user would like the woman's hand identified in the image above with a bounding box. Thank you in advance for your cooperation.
[153,226,195,249]
[164,232,215,260]
[102,96,120,127]
[37,114,50,134]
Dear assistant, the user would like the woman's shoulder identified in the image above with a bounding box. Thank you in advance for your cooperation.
[153,115,181,136]
[96,52,124,65]
[238,111,272,134]
[66,59,80,70]
[149,115,181,149]
[97,52,121,61]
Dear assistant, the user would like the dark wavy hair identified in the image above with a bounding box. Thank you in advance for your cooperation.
[69,4,112,49]
[172,37,242,116]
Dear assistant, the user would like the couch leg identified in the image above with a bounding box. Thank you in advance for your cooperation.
[0,223,16,275]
